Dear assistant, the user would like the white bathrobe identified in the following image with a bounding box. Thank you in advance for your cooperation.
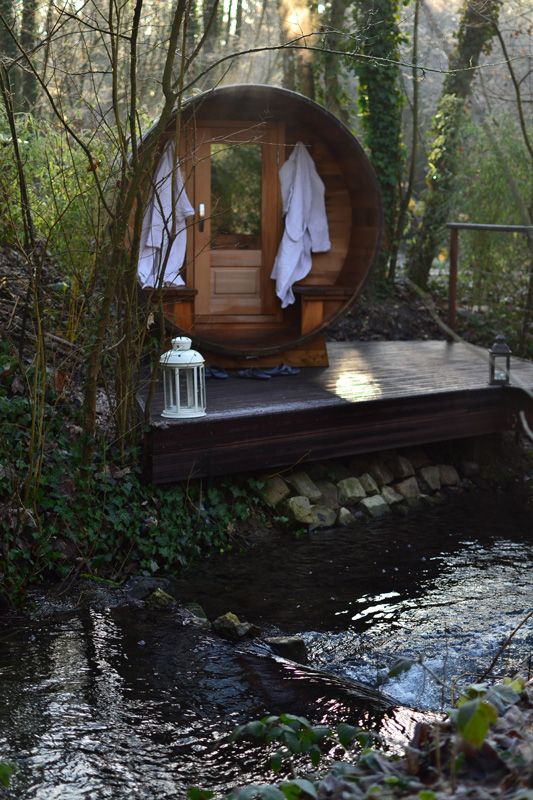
[138,142,195,288]
[270,142,331,308]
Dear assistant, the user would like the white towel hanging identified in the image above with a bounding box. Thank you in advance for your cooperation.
[270,142,330,308]
[138,141,194,289]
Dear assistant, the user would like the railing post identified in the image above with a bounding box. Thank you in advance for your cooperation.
[448,227,458,341]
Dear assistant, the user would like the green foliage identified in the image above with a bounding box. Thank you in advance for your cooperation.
[229,714,375,776]
[451,678,525,748]
[188,789,215,800]
[407,93,466,289]
[455,696,498,748]
[348,0,409,280]
[386,657,414,679]
[443,116,532,354]
[188,715,377,800]
[0,108,111,342]
[0,341,267,603]
[0,761,17,788]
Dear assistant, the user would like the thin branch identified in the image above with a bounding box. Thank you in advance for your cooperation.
[0,9,114,217]
[176,31,523,95]
[492,19,533,164]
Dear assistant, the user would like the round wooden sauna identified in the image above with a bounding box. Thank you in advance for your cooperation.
[140,84,382,366]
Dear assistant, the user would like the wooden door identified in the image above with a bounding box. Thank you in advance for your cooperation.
[182,121,284,324]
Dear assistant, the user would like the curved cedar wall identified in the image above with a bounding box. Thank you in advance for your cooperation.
[146,84,382,357]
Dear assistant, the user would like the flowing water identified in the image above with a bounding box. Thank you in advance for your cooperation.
[2,486,533,798]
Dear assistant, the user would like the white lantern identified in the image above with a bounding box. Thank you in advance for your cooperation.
[160,337,206,418]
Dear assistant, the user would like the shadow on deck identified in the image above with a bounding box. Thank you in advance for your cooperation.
[137,341,533,484]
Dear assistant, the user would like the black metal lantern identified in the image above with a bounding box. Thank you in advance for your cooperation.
[160,337,206,418]
[489,334,511,386]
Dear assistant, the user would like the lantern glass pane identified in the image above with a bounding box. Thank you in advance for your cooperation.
[186,370,195,408]
[163,369,177,409]
[494,355,508,383]
[199,366,205,407]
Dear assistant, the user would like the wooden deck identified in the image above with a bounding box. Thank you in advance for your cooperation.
[138,341,533,484]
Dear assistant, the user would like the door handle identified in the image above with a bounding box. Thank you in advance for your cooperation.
[198,202,205,232]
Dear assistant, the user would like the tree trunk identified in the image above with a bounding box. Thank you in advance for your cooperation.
[322,0,350,123]
[389,0,420,284]
[0,0,19,101]
[278,0,296,91]
[0,0,17,61]
[407,0,501,289]
[278,0,316,98]
[351,0,405,286]
[19,0,38,111]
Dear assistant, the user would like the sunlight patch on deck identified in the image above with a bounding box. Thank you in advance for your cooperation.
[335,371,383,401]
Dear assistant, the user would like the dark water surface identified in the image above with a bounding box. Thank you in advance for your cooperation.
[2,487,533,798]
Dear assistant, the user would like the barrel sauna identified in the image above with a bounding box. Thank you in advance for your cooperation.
[139,84,382,367]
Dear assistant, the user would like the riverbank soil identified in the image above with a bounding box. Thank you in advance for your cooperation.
[327,282,447,343]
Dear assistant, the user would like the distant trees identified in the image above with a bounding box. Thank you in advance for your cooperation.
[0,0,38,111]
[407,0,503,289]
[348,0,410,284]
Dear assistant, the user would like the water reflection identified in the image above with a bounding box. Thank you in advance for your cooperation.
[1,491,533,797]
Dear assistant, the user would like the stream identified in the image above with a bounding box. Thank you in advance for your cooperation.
[1,485,533,798]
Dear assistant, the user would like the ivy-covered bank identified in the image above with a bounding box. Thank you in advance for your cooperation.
[0,336,271,607]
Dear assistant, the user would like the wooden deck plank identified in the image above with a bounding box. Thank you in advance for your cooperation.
[139,341,533,483]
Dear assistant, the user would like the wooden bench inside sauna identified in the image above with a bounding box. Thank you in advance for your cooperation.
[138,84,383,367]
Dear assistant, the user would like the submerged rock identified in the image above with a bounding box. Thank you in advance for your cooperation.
[439,464,460,486]
[264,635,308,664]
[337,477,366,505]
[381,485,403,505]
[213,612,261,640]
[359,473,380,496]
[286,471,322,502]
[360,495,390,517]
[185,603,211,630]
[260,475,291,506]
[125,576,174,601]
[418,465,441,491]
[145,588,177,608]
[337,506,357,527]
[285,496,337,529]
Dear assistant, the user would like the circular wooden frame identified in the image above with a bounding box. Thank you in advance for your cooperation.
[140,84,383,360]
